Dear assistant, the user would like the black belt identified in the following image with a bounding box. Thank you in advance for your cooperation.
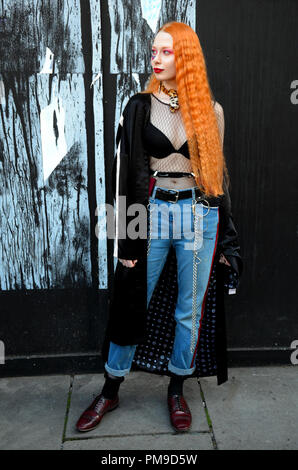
[152,187,221,206]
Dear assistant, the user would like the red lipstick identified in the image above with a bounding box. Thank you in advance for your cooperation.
[153,68,164,73]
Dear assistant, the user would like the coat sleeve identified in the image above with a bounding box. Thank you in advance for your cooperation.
[218,174,243,280]
[215,102,243,291]
[111,99,143,260]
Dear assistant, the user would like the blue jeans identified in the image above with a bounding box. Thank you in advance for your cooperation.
[105,186,220,377]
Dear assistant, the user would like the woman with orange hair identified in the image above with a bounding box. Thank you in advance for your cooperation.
[77,21,243,434]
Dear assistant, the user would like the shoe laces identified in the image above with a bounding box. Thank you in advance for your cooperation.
[94,394,106,413]
[171,394,188,413]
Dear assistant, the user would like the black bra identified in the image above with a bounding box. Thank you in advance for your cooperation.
[143,120,190,159]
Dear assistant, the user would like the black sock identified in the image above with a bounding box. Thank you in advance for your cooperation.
[101,371,124,399]
[168,374,186,396]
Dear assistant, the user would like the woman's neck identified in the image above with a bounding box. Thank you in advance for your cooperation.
[155,89,171,103]
[162,79,177,90]
[156,80,178,103]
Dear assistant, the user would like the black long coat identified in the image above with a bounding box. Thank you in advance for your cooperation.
[101,93,243,385]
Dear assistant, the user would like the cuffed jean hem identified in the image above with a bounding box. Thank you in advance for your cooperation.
[168,359,196,376]
[104,362,131,377]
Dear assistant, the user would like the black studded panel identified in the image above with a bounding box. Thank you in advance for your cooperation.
[132,244,238,383]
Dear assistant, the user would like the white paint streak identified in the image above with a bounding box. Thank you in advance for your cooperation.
[39,47,55,74]
[113,118,123,259]
[132,73,141,88]
[141,0,161,33]
[90,71,101,89]
[40,97,67,182]
[0,79,5,105]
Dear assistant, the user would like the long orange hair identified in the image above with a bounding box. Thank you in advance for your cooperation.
[141,21,229,197]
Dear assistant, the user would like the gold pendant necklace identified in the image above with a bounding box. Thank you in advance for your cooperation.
[158,81,180,113]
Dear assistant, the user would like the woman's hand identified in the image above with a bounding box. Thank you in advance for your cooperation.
[119,259,138,268]
[219,253,231,267]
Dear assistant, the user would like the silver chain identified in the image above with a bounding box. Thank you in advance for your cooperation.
[147,200,153,255]
[190,198,210,353]
[147,193,210,354]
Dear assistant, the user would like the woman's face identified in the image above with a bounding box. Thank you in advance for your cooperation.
[151,31,176,83]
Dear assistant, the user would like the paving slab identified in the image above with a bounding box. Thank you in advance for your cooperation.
[200,366,298,450]
[67,371,209,441]
[0,375,70,450]
[63,432,212,450]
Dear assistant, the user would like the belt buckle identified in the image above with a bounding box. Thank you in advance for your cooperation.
[168,189,179,203]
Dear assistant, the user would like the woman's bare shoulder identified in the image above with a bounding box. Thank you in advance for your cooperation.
[213,100,224,114]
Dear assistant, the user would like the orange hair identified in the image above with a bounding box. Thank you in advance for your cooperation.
[141,21,230,197]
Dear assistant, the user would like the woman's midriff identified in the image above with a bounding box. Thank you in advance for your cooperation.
[155,175,197,190]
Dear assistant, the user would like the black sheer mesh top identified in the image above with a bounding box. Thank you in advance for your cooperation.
[142,93,223,190]
[143,94,193,178]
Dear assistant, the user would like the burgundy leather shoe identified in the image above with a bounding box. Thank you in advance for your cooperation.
[167,394,192,432]
[76,393,119,432]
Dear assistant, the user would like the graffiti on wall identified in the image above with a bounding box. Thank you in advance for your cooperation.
[0,0,195,291]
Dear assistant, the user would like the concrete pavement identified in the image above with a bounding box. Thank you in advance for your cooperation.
[0,365,297,450]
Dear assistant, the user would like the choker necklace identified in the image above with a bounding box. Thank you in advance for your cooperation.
[158,81,180,113]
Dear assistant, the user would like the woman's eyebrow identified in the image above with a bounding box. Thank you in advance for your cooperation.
[151,46,173,49]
